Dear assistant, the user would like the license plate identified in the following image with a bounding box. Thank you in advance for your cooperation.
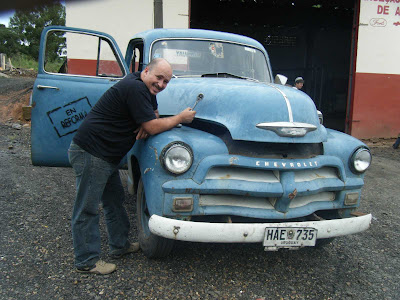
[263,227,317,248]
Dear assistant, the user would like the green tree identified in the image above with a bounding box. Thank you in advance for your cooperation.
[9,1,65,60]
[0,25,21,57]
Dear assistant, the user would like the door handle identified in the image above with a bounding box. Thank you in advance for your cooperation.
[37,85,59,90]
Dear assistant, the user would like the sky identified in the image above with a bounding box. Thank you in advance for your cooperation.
[0,10,15,27]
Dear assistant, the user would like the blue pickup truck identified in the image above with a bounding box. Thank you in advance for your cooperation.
[31,26,372,258]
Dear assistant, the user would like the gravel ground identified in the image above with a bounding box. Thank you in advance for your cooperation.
[0,77,35,93]
[1,122,400,299]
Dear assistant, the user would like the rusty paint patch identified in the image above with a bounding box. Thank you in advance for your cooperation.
[149,146,159,160]
[144,168,153,174]
[229,157,238,165]
[219,174,231,179]
[351,211,368,217]
[173,226,180,239]
[313,172,326,179]
[288,188,298,200]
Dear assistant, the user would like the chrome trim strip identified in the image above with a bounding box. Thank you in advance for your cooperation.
[264,83,293,122]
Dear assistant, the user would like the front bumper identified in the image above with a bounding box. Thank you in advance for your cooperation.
[149,213,372,243]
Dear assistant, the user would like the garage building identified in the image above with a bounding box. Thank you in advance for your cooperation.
[66,0,400,139]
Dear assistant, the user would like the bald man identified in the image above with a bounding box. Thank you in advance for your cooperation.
[68,58,195,274]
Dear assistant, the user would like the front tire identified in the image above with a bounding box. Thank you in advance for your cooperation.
[136,178,174,258]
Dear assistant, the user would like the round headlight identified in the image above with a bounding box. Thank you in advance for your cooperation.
[350,148,372,173]
[161,142,193,174]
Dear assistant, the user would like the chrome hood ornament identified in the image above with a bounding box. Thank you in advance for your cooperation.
[256,122,317,137]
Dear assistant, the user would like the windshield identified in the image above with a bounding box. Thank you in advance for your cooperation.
[151,39,271,82]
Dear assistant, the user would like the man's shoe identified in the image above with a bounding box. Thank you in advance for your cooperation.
[110,242,140,259]
[77,260,116,275]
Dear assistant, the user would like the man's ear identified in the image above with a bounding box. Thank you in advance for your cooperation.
[141,67,149,80]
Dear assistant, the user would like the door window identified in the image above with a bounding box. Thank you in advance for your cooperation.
[129,41,144,73]
[44,30,125,78]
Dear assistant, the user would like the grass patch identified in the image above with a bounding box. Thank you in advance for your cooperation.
[10,53,38,71]
[45,59,65,73]
[10,53,64,73]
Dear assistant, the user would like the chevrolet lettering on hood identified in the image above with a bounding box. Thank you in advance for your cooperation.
[255,160,319,168]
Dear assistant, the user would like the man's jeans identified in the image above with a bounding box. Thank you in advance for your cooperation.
[68,141,130,268]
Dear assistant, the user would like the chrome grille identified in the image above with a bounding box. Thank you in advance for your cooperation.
[294,167,338,182]
[205,167,279,183]
[202,166,338,210]
[206,166,338,183]
[199,193,335,209]
[200,195,275,209]
[289,192,335,208]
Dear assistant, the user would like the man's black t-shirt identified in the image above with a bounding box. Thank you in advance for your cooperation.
[73,72,157,164]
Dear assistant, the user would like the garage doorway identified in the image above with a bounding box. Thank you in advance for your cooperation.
[190,0,357,132]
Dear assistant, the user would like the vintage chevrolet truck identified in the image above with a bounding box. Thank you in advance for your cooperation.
[31,26,372,258]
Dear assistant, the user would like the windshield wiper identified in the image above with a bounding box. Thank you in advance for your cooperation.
[201,72,258,82]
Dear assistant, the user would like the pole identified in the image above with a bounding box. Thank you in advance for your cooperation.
[154,0,163,28]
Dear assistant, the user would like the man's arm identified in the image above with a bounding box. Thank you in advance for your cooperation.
[141,108,196,136]
[135,109,174,140]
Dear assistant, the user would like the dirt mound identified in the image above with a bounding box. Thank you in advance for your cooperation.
[0,68,38,78]
[0,77,35,124]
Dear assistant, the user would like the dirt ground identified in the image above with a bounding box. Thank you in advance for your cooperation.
[0,76,34,125]
[1,74,400,299]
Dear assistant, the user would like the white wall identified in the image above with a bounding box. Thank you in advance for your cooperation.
[163,0,189,28]
[66,0,189,54]
[357,0,400,75]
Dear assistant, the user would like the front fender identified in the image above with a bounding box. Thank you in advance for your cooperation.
[323,129,369,178]
[127,125,228,215]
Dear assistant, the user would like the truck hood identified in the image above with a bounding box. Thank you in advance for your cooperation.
[157,78,327,143]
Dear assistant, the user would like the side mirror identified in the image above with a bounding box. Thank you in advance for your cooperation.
[274,74,288,85]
